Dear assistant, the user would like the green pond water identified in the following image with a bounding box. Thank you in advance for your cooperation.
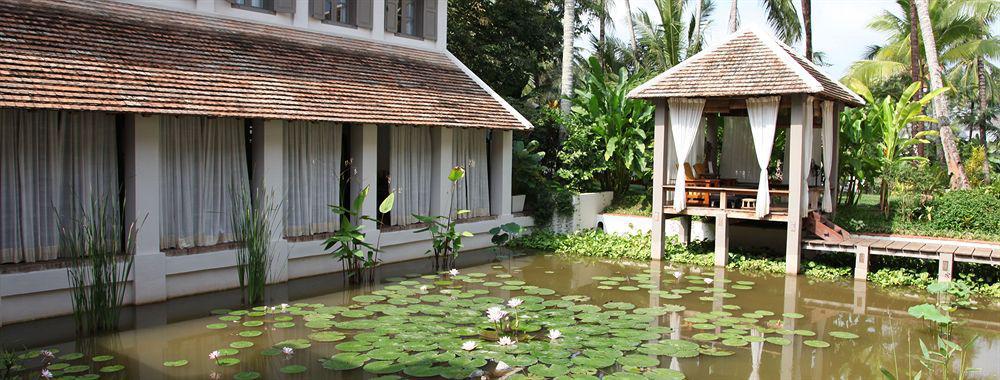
[2,251,999,379]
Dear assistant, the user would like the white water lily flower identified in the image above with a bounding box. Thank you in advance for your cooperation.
[282,347,294,355]
[40,350,54,359]
[280,303,289,311]
[495,361,511,372]
[461,341,478,351]
[449,269,459,276]
[419,285,429,292]
[547,329,562,340]
[41,369,53,379]
[507,298,523,308]
[497,336,515,346]
[486,306,507,322]
[209,350,220,360]
[673,271,683,279]
[705,278,714,284]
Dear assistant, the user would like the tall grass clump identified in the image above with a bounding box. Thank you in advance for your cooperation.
[59,195,139,335]
[230,187,280,306]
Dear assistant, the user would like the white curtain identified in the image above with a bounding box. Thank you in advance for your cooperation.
[801,97,815,217]
[821,101,835,212]
[719,117,758,182]
[1,109,119,264]
[453,128,491,218]
[685,119,706,165]
[746,96,780,218]
[390,125,432,226]
[284,121,342,237]
[668,98,706,211]
[160,116,249,250]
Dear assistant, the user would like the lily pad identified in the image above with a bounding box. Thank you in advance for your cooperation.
[234,371,262,380]
[324,353,369,370]
[280,365,308,374]
[162,359,188,367]
[92,355,115,362]
[99,364,125,373]
[804,339,830,348]
[829,331,859,340]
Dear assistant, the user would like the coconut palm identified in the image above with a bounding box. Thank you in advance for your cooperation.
[632,0,713,72]
[726,0,801,45]
[560,0,576,114]
[801,0,812,59]
[915,0,969,189]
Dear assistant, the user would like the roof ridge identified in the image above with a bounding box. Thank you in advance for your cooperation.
[748,29,823,92]
[627,30,751,99]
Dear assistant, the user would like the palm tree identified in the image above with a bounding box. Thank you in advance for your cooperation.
[624,0,639,54]
[726,0,801,44]
[801,0,811,60]
[560,0,576,114]
[914,0,969,189]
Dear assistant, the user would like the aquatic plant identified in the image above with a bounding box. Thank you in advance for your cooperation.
[0,345,19,379]
[489,222,523,255]
[415,166,473,270]
[59,194,140,334]
[324,185,395,284]
[229,187,281,306]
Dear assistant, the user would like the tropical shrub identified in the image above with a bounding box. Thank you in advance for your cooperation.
[324,185,395,284]
[926,188,1000,234]
[513,139,575,227]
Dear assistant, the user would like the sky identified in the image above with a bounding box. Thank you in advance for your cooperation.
[586,0,1000,79]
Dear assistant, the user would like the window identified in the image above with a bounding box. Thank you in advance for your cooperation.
[232,0,273,11]
[325,0,354,25]
[396,0,422,36]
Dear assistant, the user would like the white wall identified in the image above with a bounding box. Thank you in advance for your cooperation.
[120,0,444,51]
[0,114,521,326]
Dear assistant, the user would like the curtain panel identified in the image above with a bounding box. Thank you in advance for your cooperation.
[667,98,706,212]
[746,96,780,218]
[821,101,835,212]
[719,117,758,182]
[452,128,491,218]
[284,121,342,237]
[800,97,815,217]
[160,116,250,250]
[1,109,119,264]
[389,125,432,226]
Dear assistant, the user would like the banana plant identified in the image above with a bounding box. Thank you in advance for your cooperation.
[324,185,394,284]
[415,167,473,270]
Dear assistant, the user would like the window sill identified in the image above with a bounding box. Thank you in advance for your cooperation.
[285,232,334,243]
[321,19,359,29]
[392,32,425,41]
[163,242,240,257]
[230,4,276,15]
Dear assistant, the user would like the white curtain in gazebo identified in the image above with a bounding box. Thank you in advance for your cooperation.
[720,117,757,182]
[668,98,706,211]
[821,101,835,212]
[801,97,815,217]
[746,96,780,218]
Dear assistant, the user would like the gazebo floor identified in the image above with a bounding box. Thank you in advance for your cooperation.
[662,203,791,222]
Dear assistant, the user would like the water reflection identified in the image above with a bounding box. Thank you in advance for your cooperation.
[1,252,998,379]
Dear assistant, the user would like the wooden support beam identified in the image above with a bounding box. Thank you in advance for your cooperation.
[854,245,870,280]
[786,95,807,275]
[651,100,669,260]
[714,215,730,267]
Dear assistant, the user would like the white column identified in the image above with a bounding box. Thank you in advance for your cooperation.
[436,0,448,49]
[351,124,379,231]
[786,95,806,274]
[293,0,310,27]
[431,127,454,217]
[251,119,289,284]
[125,114,166,305]
[714,215,729,266]
[489,129,513,218]
[372,0,386,40]
[650,100,668,260]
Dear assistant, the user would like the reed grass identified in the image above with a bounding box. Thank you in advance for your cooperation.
[59,195,139,335]
[229,187,280,306]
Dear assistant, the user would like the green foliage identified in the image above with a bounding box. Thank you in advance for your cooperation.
[512,138,576,227]
[602,192,653,216]
[489,222,524,249]
[925,188,1000,233]
[869,267,936,289]
[324,185,394,284]
[59,194,139,334]
[415,167,474,269]
[529,186,575,228]
[510,229,664,262]
[230,188,280,306]
[834,193,1000,241]
[0,345,19,379]
[564,57,655,194]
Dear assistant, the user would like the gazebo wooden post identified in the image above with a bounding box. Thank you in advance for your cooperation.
[830,102,843,216]
[785,95,807,274]
[651,99,670,260]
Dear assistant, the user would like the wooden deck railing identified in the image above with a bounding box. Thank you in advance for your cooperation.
[662,184,819,214]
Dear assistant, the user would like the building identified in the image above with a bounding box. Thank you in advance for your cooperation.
[629,29,864,274]
[0,0,532,325]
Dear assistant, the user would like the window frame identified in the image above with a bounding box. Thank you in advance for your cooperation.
[322,0,359,28]
[395,0,423,38]
[231,0,276,14]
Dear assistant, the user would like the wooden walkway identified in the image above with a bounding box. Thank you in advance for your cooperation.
[802,234,1000,281]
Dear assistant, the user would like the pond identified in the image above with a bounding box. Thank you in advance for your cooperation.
[2,250,998,379]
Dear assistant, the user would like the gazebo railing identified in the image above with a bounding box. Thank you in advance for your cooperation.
[662,185,820,215]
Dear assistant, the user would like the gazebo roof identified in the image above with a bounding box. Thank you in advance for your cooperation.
[628,29,864,107]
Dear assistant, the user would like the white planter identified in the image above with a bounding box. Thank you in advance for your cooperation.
[512,194,526,213]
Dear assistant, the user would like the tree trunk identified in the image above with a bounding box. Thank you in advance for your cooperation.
[978,57,991,184]
[908,0,925,156]
[728,0,739,33]
[559,0,576,114]
[692,0,704,51]
[914,0,970,190]
[597,0,606,70]
[801,0,812,60]
[624,0,638,53]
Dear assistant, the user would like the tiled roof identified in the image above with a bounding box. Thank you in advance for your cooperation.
[0,0,531,129]
[628,29,864,107]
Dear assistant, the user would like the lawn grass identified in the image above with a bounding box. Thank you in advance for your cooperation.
[833,194,1000,242]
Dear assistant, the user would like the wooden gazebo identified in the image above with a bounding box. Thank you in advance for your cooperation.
[628,29,864,274]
